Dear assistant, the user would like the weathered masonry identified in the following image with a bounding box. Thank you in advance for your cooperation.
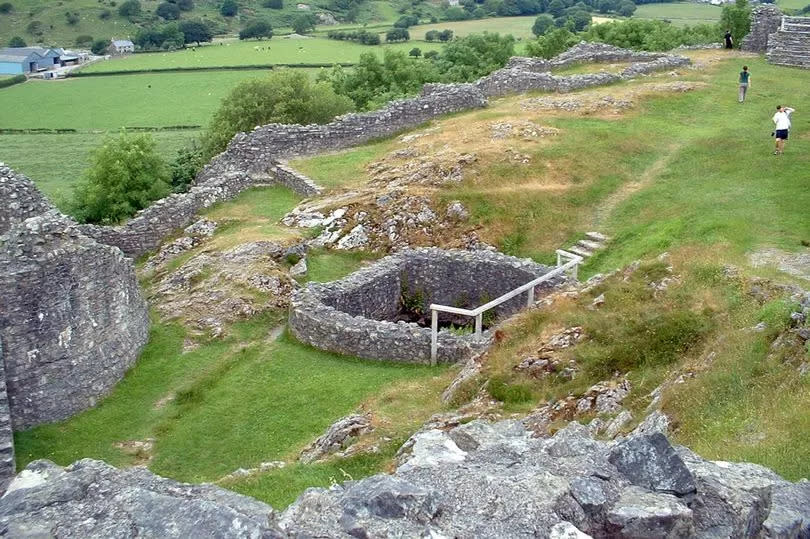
[289,248,567,364]
[742,5,810,69]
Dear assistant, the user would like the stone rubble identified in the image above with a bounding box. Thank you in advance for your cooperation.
[299,413,374,464]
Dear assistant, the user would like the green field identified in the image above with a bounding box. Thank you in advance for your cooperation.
[633,2,723,26]
[0,70,278,129]
[0,131,195,203]
[405,16,540,41]
[81,37,443,73]
[776,0,809,9]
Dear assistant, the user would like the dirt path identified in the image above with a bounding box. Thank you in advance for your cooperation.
[591,143,683,228]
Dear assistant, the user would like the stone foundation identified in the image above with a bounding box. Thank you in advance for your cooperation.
[289,248,565,364]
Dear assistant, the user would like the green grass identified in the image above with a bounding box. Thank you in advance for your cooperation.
[304,248,379,282]
[776,0,809,9]
[15,314,438,484]
[0,71,274,129]
[0,130,196,206]
[290,137,398,190]
[405,16,540,42]
[633,2,723,26]
[80,37,443,73]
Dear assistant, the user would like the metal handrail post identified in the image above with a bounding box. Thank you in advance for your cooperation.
[430,308,438,366]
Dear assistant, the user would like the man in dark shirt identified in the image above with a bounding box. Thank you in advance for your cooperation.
[724,30,733,49]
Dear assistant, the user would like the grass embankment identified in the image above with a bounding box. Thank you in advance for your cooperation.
[81,38,443,73]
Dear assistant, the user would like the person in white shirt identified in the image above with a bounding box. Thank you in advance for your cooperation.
[772,105,795,155]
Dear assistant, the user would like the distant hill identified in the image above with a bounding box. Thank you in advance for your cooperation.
[0,0,403,49]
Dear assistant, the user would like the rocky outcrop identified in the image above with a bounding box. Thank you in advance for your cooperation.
[0,459,283,537]
[741,5,784,52]
[4,419,809,537]
[0,212,149,430]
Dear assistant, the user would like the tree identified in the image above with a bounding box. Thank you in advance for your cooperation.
[569,9,591,31]
[91,39,109,55]
[532,14,554,36]
[720,0,751,48]
[436,32,515,82]
[179,20,213,44]
[425,29,440,41]
[156,2,180,19]
[220,0,238,17]
[7,36,26,47]
[203,70,353,158]
[409,46,421,57]
[617,0,635,16]
[176,0,194,10]
[424,49,439,59]
[291,13,316,34]
[118,0,141,18]
[75,35,94,47]
[444,6,470,20]
[263,0,283,7]
[70,133,171,224]
[438,28,453,41]
[526,26,575,58]
[239,20,273,40]
[394,14,419,27]
[386,27,410,42]
[0,3,12,14]
[547,0,565,17]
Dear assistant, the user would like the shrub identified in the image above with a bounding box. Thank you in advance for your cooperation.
[65,11,80,24]
[91,38,108,54]
[75,34,94,47]
[583,19,719,51]
[263,0,283,8]
[99,9,111,19]
[720,0,751,48]
[291,12,317,34]
[7,35,26,47]
[240,21,273,40]
[326,29,380,45]
[220,0,237,17]
[436,32,515,82]
[444,6,469,20]
[409,47,421,57]
[425,29,439,41]
[423,49,438,59]
[385,27,409,42]
[169,144,205,192]
[135,23,184,50]
[202,69,353,158]
[118,0,141,17]
[70,132,172,224]
[488,375,534,404]
[26,20,43,35]
[156,2,180,19]
[0,2,12,14]
[175,0,194,10]
[532,14,554,36]
[394,14,419,28]
[438,28,453,41]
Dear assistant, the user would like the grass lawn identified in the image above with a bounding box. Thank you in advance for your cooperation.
[0,70,277,130]
[80,38,443,73]
[633,2,723,26]
[405,16,540,41]
[0,131,197,206]
[776,0,809,9]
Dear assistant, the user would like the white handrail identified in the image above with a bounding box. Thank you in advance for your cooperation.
[428,250,582,365]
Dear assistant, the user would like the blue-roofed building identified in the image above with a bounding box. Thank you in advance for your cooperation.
[0,48,61,75]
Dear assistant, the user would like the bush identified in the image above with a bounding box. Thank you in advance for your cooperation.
[617,0,635,17]
[425,29,439,41]
[169,144,205,192]
[582,19,719,51]
[240,21,273,40]
[409,47,421,57]
[526,26,576,58]
[26,20,43,35]
[444,6,469,20]
[70,132,172,224]
[135,23,184,50]
[118,0,141,17]
[91,39,109,54]
[0,74,25,89]
[532,14,554,36]
[156,2,180,19]
[326,29,380,45]
[487,375,534,404]
[263,0,283,8]
[220,0,237,17]
[7,36,26,47]
[291,12,316,34]
[202,69,353,158]
[394,14,419,27]
[0,2,12,14]
[436,32,515,82]
[175,0,194,10]
[65,11,80,25]
[423,49,438,59]
[438,28,453,41]
[386,27,409,42]
[75,34,94,47]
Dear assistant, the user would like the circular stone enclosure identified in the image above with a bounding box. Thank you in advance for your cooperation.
[289,248,566,364]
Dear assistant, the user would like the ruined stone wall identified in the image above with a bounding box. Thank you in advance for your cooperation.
[0,165,54,235]
[289,248,564,364]
[0,341,14,490]
[742,5,784,52]
[0,212,149,429]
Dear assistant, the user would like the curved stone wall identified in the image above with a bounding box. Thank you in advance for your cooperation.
[0,165,54,235]
[0,211,149,429]
[289,248,565,364]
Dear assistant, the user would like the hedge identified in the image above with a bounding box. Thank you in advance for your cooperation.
[0,75,26,89]
[69,63,355,77]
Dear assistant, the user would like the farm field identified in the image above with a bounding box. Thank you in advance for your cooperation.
[776,0,808,9]
[406,16,540,41]
[0,131,195,203]
[80,38,444,73]
[633,2,723,26]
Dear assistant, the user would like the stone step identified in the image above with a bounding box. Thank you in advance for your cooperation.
[577,239,604,251]
[585,231,609,242]
[568,245,594,258]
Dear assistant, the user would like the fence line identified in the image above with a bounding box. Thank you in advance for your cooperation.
[429,250,583,365]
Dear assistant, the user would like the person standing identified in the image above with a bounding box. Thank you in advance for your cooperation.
[738,66,750,103]
[772,105,795,155]
[724,29,734,49]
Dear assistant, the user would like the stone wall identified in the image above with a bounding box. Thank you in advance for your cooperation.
[742,5,784,52]
[289,248,565,364]
[766,16,810,69]
[0,164,54,236]
[0,342,14,490]
[0,211,149,430]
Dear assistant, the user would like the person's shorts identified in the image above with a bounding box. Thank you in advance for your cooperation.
[775,129,789,140]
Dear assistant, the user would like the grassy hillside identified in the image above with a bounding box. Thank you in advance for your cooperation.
[633,2,722,26]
